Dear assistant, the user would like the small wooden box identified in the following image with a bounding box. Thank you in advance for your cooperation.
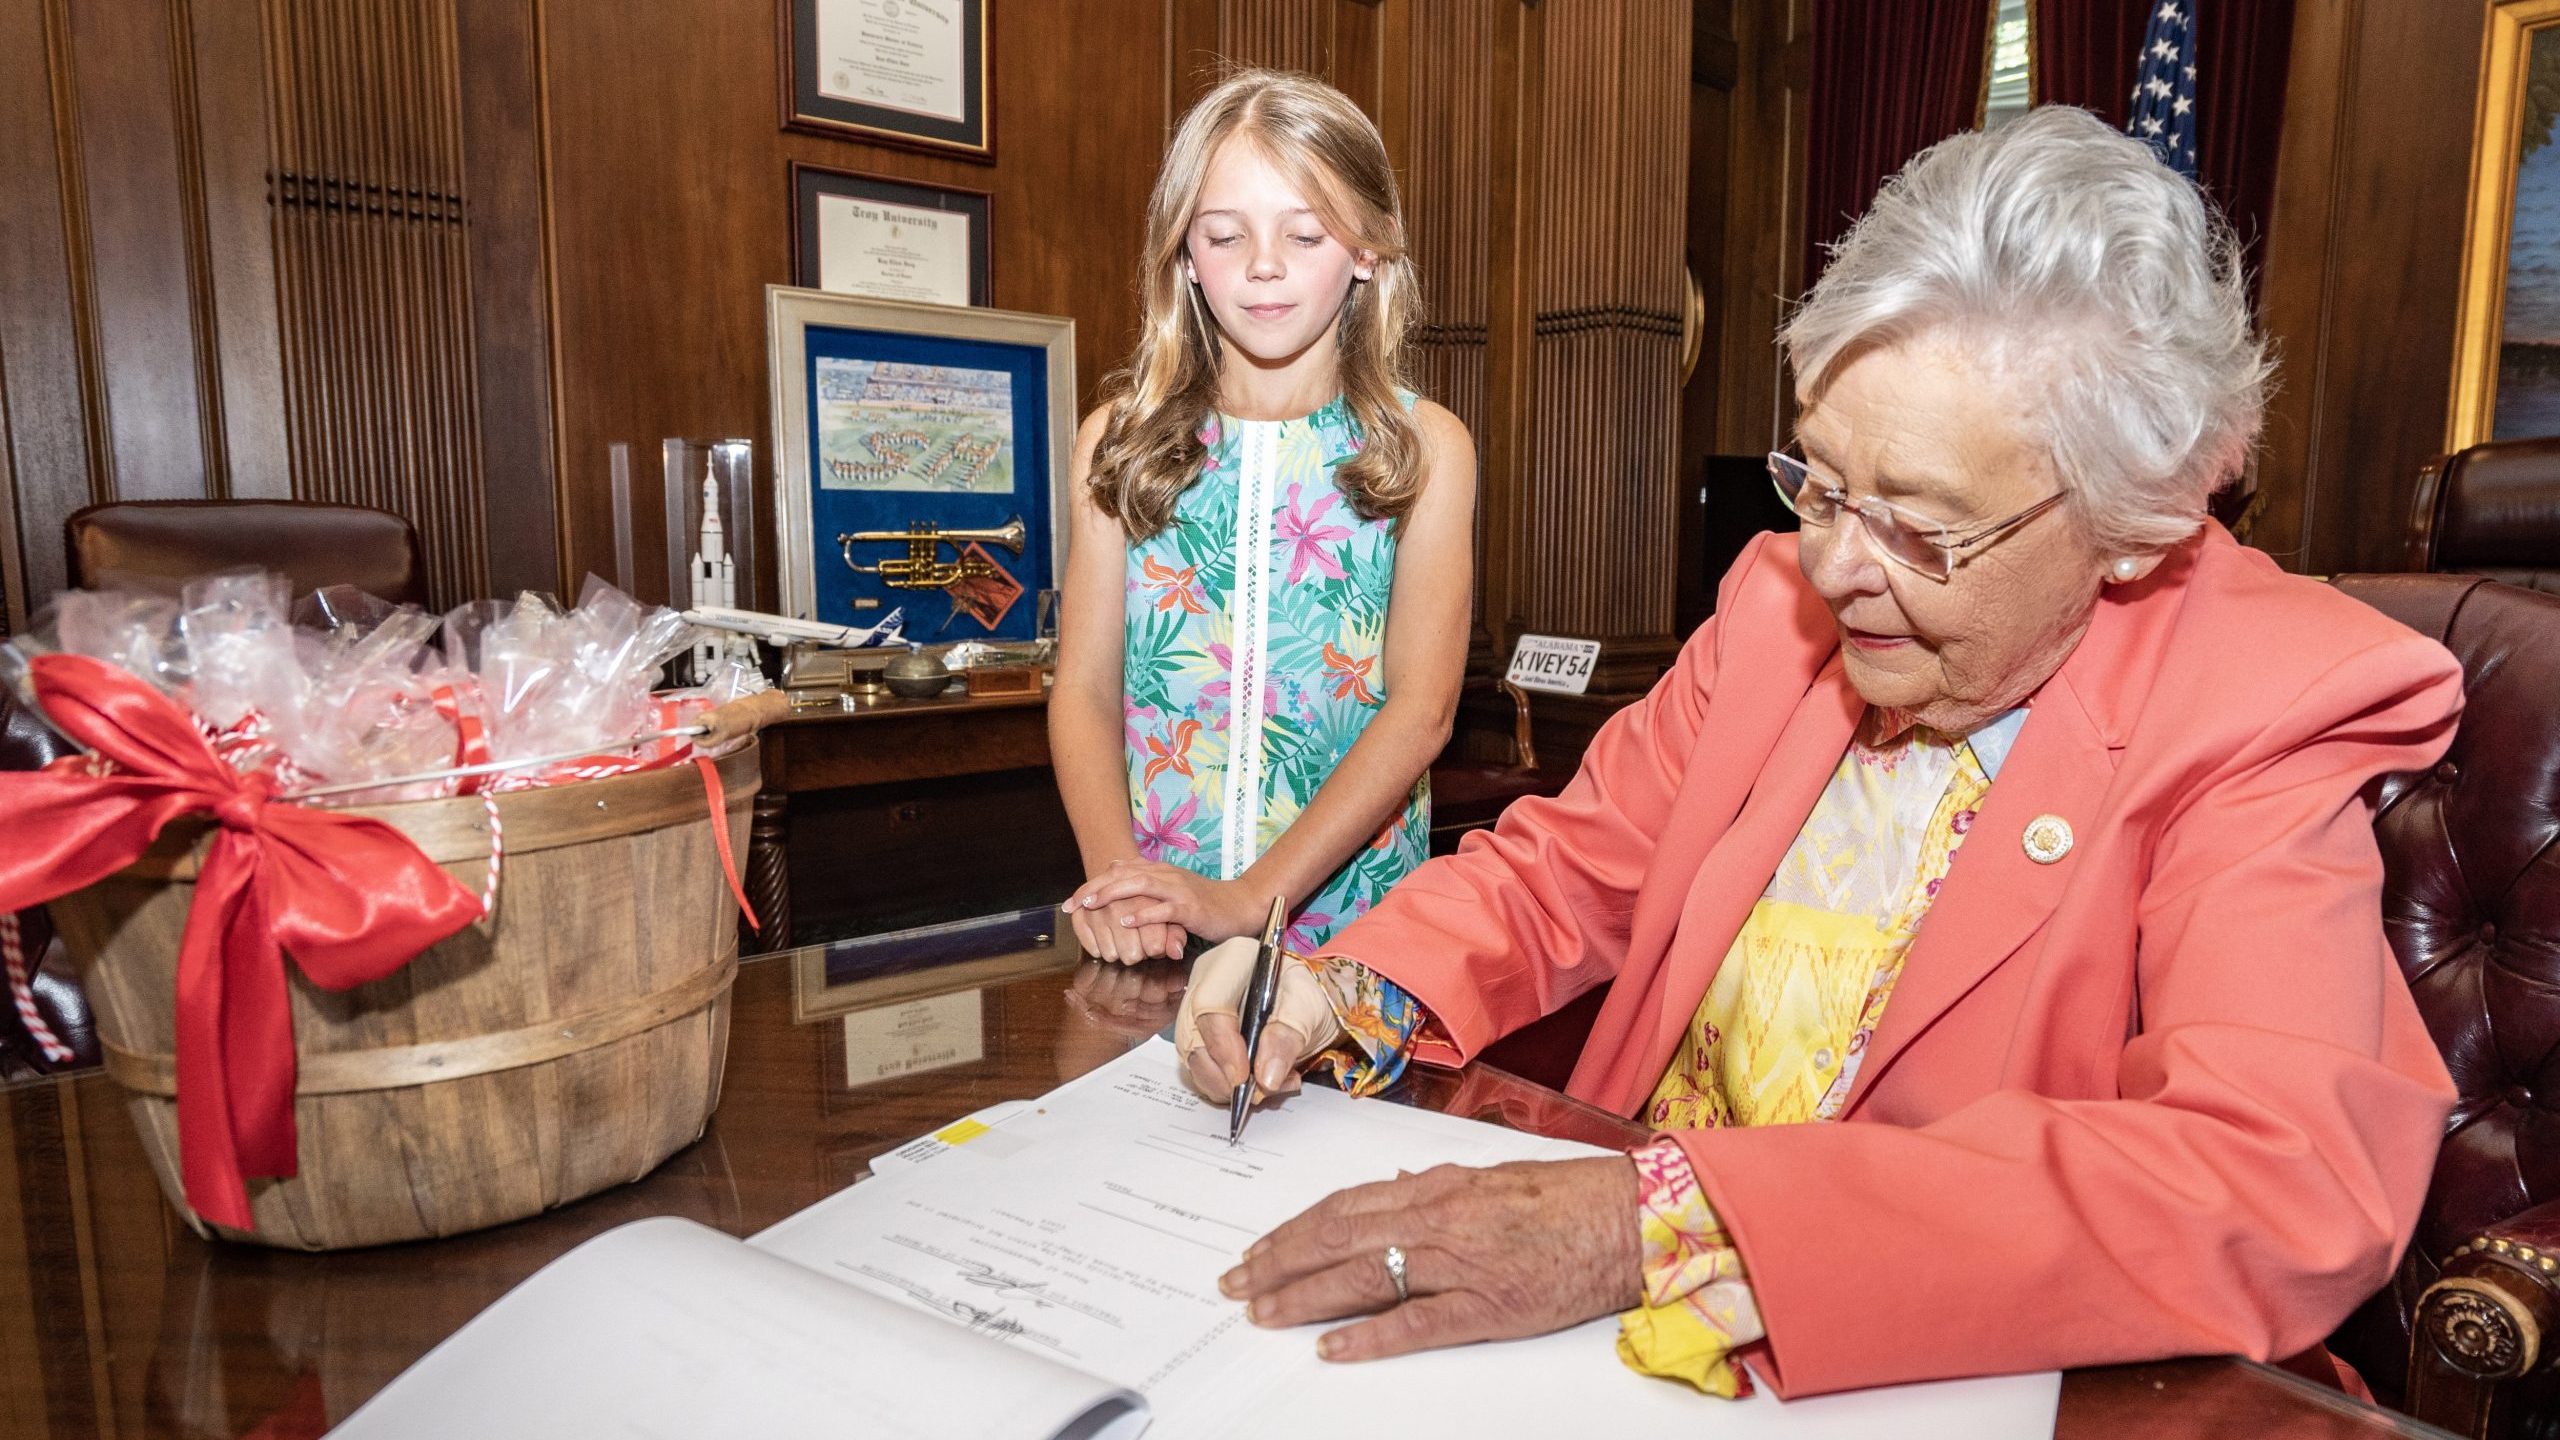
[963,664,1042,697]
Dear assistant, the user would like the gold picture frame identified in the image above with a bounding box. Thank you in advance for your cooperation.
[2449,0,2560,448]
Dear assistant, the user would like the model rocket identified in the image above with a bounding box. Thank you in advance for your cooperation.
[689,458,759,678]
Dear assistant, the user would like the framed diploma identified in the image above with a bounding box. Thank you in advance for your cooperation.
[765,287,1074,642]
[791,164,991,307]
[782,0,991,160]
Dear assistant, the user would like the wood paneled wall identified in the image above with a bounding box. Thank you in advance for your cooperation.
[0,0,558,622]
[2253,0,2486,575]
[265,1,489,606]
[2,0,1705,690]
[538,0,1171,612]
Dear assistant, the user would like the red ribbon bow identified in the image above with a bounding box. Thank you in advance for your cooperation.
[0,654,481,1230]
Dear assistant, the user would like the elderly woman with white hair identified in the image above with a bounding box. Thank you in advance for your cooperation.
[1144,107,2467,1396]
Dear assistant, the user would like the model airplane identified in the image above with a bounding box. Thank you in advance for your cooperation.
[683,604,906,650]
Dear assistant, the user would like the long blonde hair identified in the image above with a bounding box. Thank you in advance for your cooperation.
[1090,69,1422,540]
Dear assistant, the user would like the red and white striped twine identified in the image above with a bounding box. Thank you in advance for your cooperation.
[1,909,73,1065]
[478,790,504,918]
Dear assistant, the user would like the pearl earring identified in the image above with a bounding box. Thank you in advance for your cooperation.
[2110,557,2140,582]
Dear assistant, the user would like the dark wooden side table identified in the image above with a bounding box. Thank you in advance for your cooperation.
[750,683,1051,942]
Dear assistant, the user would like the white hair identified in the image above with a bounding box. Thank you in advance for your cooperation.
[1782,106,2272,555]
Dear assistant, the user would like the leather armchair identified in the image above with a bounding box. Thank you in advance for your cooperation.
[2320,574,2560,1438]
[65,499,428,606]
[2408,438,2560,593]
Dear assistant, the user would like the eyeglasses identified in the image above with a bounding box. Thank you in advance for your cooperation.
[1767,451,2065,583]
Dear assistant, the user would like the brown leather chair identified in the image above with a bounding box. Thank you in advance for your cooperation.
[65,499,428,606]
[2318,572,2560,1437]
[2408,438,2560,594]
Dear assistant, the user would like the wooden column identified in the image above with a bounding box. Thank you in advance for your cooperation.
[1515,2,1691,685]
[2253,0,2484,575]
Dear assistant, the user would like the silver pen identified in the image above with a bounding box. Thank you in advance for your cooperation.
[1228,895,1290,1146]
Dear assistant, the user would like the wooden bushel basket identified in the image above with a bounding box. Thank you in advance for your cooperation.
[45,742,760,1250]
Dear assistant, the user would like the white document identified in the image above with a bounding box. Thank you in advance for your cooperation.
[328,1216,1143,1440]
[755,1039,2062,1439]
[333,1040,2058,1439]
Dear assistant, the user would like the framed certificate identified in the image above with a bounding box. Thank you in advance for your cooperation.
[791,164,991,307]
[765,287,1074,641]
[781,0,991,161]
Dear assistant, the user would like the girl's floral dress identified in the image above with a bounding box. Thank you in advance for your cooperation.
[1120,394,1429,952]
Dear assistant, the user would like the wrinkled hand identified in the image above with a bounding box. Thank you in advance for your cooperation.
[1064,893,1187,963]
[1065,957,1188,1037]
[1218,1158,1644,1362]
[1175,936,1340,1104]
[1068,860,1268,944]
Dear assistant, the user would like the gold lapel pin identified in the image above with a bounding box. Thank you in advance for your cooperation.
[2022,814,2074,864]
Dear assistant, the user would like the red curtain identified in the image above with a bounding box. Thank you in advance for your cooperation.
[2035,0,2299,287]
[1804,0,1992,288]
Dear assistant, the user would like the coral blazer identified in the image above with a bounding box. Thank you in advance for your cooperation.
[1328,526,2465,1397]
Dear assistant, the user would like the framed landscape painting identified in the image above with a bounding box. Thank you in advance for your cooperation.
[2452,0,2560,446]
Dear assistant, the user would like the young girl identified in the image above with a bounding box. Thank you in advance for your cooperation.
[1052,69,1475,965]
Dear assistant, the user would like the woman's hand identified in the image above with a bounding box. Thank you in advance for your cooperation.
[1069,860,1269,944]
[1218,1157,1644,1362]
[1174,937,1339,1102]
[1065,894,1187,963]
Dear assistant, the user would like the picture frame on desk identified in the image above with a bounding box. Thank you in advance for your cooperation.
[2450,0,2560,447]
[765,286,1074,642]
[791,164,991,308]
[779,0,991,160]
[792,908,1077,1026]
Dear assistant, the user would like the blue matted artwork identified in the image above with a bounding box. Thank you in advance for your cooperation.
[799,324,1055,639]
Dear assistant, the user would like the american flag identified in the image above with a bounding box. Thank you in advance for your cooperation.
[2128,1,2198,177]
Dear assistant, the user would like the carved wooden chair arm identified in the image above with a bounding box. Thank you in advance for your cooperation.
[2415,1204,2560,1383]
[1497,678,1538,773]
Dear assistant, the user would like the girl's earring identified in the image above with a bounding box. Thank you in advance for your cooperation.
[2110,556,2140,583]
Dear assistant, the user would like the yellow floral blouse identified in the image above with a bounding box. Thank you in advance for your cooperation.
[1320,704,2023,1396]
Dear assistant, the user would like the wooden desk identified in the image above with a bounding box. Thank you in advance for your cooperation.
[749,684,1051,940]
[0,930,2456,1439]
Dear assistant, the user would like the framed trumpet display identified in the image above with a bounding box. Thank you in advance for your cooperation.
[766,287,1074,642]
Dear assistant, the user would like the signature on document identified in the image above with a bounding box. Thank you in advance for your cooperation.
[955,1258,1054,1307]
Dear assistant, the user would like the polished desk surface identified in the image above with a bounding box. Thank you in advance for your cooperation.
[0,921,2454,1440]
